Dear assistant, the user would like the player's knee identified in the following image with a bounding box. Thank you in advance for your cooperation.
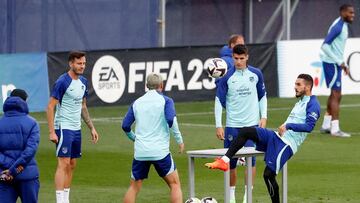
[263,168,275,181]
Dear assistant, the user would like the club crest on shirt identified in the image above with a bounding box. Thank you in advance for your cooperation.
[249,76,254,82]
[62,147,68,154]
[81,85,85,90]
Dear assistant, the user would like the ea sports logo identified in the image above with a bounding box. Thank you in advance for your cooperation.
[92,55,126,103]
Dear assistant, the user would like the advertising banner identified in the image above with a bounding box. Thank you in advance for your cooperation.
[277,38,360,97]
[0,53,49,112]
[48,44,278,107]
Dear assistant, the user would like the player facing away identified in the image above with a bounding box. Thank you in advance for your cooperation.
[47,51,99,203]
[122,73,184,203]
[220,34,245,70]
[0,89,40,203]
[319,4,355,137]
[206,74,321,203]
[215,44,267,203]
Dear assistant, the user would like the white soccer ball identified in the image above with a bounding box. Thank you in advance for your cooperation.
[205,58,228,78]
[185,197,202,203]
[200,196,218,203]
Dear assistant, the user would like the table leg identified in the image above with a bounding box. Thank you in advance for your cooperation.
[246,157,252,203]
[188,156,195,198]
[282,162,288,203]
[224,168,230,203]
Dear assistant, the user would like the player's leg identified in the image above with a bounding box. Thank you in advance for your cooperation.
[123,179,143,203]
[18,178,40,203]
[321,62,335,133]
[54,129,73,203]
[0,181,18,203]
[205,127,259,171]
[163,170,183,203]
[123,159,150,203]
[261,131,293,203]
[224,127,239,202]
[327,64,350,137]
[63,130,81,203]
[154,153,182,203]
[263,166,280,203]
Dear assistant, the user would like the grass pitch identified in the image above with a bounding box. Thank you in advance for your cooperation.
[31,95,360,202]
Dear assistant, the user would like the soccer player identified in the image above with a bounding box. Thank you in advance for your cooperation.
[47,51,99,203]
[206,74,321,203]
[319,4,355,137]
[0,89,40,203]
[215,44,267,203]
[122,73,184,203]
[220,34,245,70]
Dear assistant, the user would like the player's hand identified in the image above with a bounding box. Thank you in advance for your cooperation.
[278,124,287,136]
[1,170,13,182]
[340,63,350,75]
[216,127,225,140]
[178,143,185,154]
[259,118,267,128]
[49,132,58,144]
[91,128,99,144]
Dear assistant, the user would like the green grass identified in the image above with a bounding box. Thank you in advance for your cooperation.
[31,95,360,202]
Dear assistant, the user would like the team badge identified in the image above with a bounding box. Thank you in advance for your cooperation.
[249,76,254,82]
[62,147,68,154]
[228,134,233,141]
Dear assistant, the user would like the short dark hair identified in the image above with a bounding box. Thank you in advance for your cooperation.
[297,74,314,90]
[68,51,86,62]
[228,34,245,47]
[10,89,28,101]
[340,4,353,12]
[233,44,248,55]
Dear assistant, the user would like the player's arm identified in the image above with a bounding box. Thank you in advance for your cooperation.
[47,97,59,143]
[81,98,99,143]
[214,77,228,140]
[286,99,321,133]
[256,70,268,128]
[164,98,184,153]
[121,104,136,142]
[8,122,40,177]
[321,22,344,65]
[0,153,15,169]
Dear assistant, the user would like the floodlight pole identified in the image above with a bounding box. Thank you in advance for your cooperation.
[248,0,254,43]
[282,0,291,40]
[158,0,166,47]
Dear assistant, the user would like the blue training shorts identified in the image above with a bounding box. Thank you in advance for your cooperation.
[131,153,176,180]
[323,61,342,91]
[55,129,82,158]
[255,127,293,174]
[224,127,256,169]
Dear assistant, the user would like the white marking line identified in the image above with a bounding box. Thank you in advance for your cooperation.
[179,123,360,135]
[36,103,360,125]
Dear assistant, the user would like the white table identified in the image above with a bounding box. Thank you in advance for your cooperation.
[186,148,288,203]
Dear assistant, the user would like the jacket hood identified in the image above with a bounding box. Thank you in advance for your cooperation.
[220,45,232,57]
[3,96,29,116]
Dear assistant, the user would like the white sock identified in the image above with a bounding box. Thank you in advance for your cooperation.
[221,156,230,163]
[321,115,332,129]
[230,186,236,200]
[331,120,340,134]
[56,190,64,203]
[64,188,70,203]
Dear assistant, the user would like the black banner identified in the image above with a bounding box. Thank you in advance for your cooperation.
[47,44,278,107]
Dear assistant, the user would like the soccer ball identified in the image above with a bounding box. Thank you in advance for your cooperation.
[205,58,228,78]
[185,197,202,203]
[200,196,218,203]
